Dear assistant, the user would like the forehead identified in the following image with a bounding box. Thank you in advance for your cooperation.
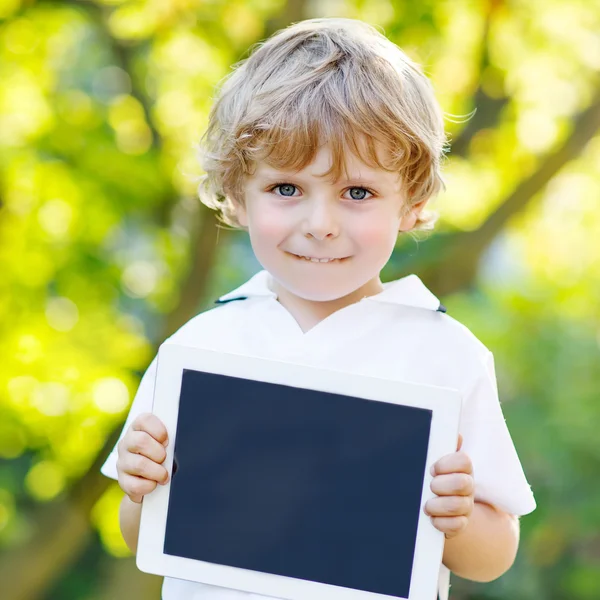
[252,140,403,188]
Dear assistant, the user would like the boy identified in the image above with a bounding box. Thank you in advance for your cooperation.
[102,17,536,600]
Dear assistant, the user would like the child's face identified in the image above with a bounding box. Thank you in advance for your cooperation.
[237,141,424,303]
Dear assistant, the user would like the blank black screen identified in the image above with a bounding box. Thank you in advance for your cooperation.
[163,369,432,598]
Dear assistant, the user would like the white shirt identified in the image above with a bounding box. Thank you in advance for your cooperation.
[102,269,536,600]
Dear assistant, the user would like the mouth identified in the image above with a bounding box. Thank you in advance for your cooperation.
[286,252,349,264]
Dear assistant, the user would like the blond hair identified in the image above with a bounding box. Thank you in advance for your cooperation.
[196,17,449,231]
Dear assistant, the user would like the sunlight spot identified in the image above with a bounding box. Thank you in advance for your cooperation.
[38,199,73,240]
[32,382,70,417]
[517,110,558,154]
[15,334,43,364]
[156,90,192,128]
[25,461,66,501]
[46,296,79,332]
[7,375,37,406]
[93,378,129,414]
[108,4,158,40]
[122,260,158,298]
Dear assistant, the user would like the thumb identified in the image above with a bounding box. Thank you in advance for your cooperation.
[456,433,463,452]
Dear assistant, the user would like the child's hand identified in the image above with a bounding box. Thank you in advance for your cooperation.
[424,434,474,539]
[116,413,170,504]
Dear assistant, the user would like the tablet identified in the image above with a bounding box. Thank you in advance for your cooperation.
[138,343,462,600]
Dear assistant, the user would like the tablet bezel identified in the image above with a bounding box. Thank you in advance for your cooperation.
[138,343,461,600]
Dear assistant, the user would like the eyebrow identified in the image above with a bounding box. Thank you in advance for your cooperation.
[256,170,384,187]
[342,176,382,187]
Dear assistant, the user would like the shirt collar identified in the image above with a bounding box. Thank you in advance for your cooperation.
[367,273,442,311]
[217,270,277,303]
[217,270,442,312]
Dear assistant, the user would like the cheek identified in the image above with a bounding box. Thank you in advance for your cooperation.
[247,203,290,241]
[352,212,399,249]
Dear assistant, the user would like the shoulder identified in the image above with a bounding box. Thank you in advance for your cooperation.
[438,311,494,375]
[390,300,491,363]
[431,311,491,359]
[384,305,493,392]
[165,296,265,349]
[372,273,491,367]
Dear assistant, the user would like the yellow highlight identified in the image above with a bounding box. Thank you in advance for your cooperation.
[155,32,226,80]
[0,0,20,20]
[4,18,39,54]
[108,4,158,40]
[32,382,70,417]
[45,297,79,332]
[116,120,152,155]
[437,159,501,231]
[93,378,130,414]
[355,0,394,26]
[108,95,145,128]
[25,461,66,501]
[37,199,74,240]
[108,95,152,155]
[122,260,159,298]
[222,3,263,46]
[155,90,192,129]
[14,251,54,287]
[0,72,54,146]
[15,334,44,364]
[516,109,559,154]
[7,375,38,407]
[92,483,132,557]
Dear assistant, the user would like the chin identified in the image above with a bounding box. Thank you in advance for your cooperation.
[279,279,359,303]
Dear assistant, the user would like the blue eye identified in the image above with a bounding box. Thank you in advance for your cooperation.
[348,187,369,200]
[273,184,297,197]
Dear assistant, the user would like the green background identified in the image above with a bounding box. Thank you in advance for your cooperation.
[1,0,599,598]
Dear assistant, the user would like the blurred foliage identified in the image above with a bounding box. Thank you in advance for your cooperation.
[0,0,599,599]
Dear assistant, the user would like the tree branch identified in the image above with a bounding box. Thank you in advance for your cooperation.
[449,0,509,158]
[162,205,227,338]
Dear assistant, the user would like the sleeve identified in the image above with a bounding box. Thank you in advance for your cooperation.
[459,350,536,516]
[100,357,158,481]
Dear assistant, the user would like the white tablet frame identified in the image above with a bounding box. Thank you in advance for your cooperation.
[138,342,462,600]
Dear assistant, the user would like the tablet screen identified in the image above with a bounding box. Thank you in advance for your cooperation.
[163,369,432,598]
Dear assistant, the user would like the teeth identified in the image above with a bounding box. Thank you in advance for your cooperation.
[298,255,337,263]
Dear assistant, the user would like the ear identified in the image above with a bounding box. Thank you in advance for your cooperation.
[398,199,428,233]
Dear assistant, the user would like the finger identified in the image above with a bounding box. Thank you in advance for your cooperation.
[430,516,469,538]
[430,473,474,497]
[432,451,473,476]
[119,474,158,503]
[424,495,473,518]
[118,453,169,484]
[132,413,169,446]
[125,430,167,464]
[456,433,463,452]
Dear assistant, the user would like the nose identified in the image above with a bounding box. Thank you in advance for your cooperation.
[302,199,340,240]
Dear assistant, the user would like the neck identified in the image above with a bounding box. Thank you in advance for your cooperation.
[271,277,385,333]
